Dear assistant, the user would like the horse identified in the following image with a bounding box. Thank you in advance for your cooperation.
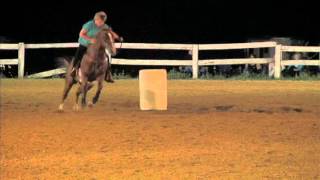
[58,27,116,111]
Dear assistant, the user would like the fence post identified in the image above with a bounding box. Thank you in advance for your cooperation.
[192,44,199,79]
[18,42,25,78]
[274,44,282,79]
[268,48,275,77]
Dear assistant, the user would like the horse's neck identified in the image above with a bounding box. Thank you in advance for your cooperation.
[97,48,106,60]
[87,44,106,62]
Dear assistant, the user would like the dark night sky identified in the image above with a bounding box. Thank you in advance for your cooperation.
[1,1,319,44]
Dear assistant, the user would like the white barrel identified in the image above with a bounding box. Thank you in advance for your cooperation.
[139,69,167,110]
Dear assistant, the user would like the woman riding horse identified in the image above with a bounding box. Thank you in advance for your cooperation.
[59,27,116,111]
[72,11,123,83]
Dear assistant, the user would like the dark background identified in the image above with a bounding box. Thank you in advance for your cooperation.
[0,0,319,75]
[1,1,319,43]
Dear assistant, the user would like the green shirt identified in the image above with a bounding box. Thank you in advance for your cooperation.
[78,20,109,47]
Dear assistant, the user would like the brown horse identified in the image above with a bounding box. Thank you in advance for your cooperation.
[58,28,116,111]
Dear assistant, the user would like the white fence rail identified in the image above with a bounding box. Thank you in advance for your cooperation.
[0,42,319,79]
[0,43,25,78]
[280,46,320,68]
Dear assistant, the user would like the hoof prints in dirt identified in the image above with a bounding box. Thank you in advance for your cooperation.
[197,107,210,112]
[184,105,305,114]
[214,105,235,112]
[196,105,234,113]
[281,106,303,113]
[252,109,273,114]
[249,107,304,114]
[210,105,304,114]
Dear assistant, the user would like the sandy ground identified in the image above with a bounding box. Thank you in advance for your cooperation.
[0,79,319,179]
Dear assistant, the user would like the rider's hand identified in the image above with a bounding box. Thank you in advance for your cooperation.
[90,38,97,44]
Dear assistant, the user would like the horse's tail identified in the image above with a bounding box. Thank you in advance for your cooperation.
[55,57,74,76]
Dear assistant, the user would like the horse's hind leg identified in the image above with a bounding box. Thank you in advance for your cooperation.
[59,76,74,111]
[75,76,89,109]
[86,82,94,91]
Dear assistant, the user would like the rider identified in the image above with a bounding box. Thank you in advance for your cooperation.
[72,11,122,83]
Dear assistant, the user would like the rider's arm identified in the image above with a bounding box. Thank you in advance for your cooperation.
[110,30,120,40]
[109,28,123,42]
[79,29,95,43]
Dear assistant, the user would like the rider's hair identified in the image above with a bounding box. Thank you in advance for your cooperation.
[94,11,107,22]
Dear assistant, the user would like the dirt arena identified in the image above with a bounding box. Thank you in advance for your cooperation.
[1,79,319,179]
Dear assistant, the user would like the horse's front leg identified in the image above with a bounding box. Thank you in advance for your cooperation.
[80,77,88,108]
[74,82,94,110]
[92,75,104,105]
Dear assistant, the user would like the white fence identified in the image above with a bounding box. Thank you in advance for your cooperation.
[0,42,319,79]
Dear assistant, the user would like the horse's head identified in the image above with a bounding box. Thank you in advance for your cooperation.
[96,28,117,56]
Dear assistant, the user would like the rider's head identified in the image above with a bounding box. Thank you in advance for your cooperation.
[94,11,107,27]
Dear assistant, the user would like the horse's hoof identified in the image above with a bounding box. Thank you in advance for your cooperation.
[88,102,93,108]
[58,104,64,112]
[73,105,80,111]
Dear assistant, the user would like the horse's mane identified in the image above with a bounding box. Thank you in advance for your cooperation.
[95,27,117,57]
[95,28,114,51]
[97,28,112,42]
